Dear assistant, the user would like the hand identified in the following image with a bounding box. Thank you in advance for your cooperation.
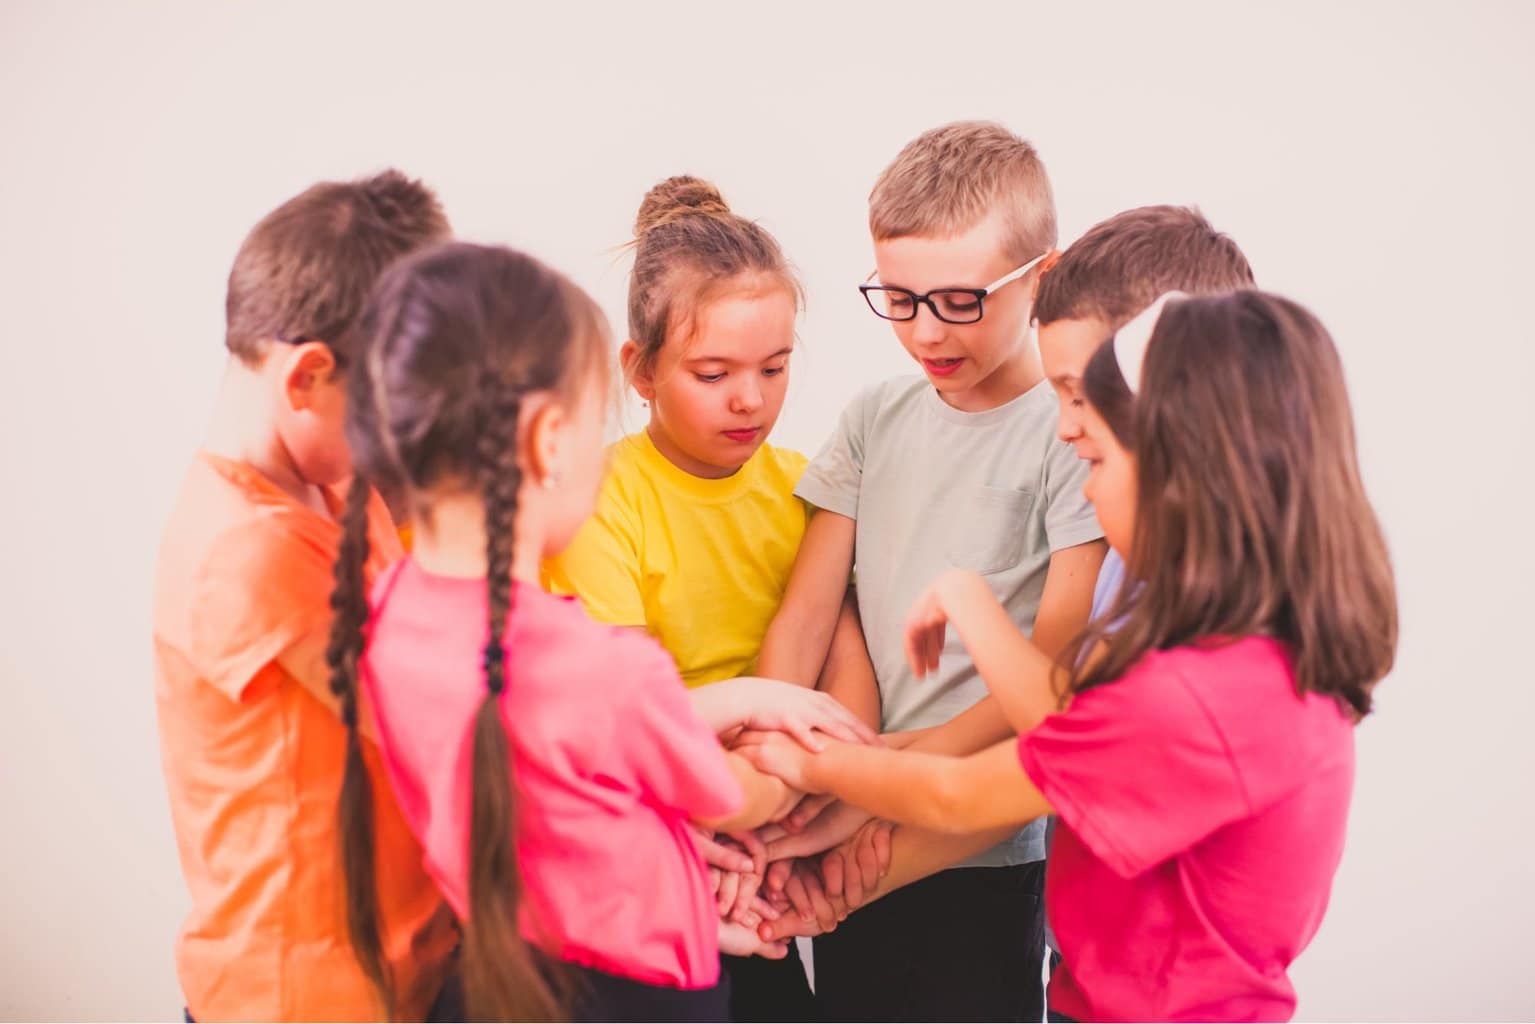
[778,792,836,835]
[688,824,759,875]
[904,569,989,678]
[734,729,819,792]
[762,799,874,866]
[699,677,878,751]
[822,818,893,911]
[719,918,789,960]
[781,858,845,936]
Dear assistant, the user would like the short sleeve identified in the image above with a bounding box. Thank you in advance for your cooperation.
[1040,435,1104,552]
[617,635,743,821]
[1018,653,1249,879]
[189,519,332,700]
[543,489,646,628]
[794,387,877,520]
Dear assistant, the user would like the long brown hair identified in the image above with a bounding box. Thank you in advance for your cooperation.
[625,174,800,381]
[1074,290,1397,718]
[326,241,606,1020]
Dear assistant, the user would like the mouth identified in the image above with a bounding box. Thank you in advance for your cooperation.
[921,357,965,378]
[721,427,762,443]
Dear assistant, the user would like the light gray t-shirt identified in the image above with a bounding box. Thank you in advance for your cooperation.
[796,375,1103,866]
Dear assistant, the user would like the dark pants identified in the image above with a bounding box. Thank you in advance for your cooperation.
[722,939,818,1021]
[813,863,1046,1022]
[427,959,730,1022]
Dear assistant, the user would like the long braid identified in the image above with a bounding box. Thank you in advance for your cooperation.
[325,475,395,1016]
[460,378,567,1021]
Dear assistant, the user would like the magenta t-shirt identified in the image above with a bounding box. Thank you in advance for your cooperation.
[1019,637,1355,1022]
[361,559,743,988]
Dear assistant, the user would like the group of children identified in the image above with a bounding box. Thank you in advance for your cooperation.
[153,121,1398,1023]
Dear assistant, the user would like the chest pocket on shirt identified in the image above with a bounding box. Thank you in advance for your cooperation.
[947,485,1037,575]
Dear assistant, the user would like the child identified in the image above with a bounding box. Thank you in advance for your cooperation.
[1034,204,1256,618]
[543,175,878,1019]
[763,204,1264,949]
[756,121,1106,1021]
[741,290,1399,1021]
[151,171,456,1022]
[328,241,863,1020]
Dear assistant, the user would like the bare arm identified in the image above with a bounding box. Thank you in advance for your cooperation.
[698,752,800,833]
[815,591,881,732]
[757,510,856,687]
[742,734,1051,836]
[898,540,1109,747]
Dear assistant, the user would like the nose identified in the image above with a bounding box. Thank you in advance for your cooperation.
[909,302,948,346]
[730,375,764,414]
[1057,404,1084,444]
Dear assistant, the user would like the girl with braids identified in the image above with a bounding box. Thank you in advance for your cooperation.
[330,241,870,1021]
[543,175,880,1019]
[738,291,1399,1021]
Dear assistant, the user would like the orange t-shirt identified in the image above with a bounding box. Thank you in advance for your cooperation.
[153,452,457,1022]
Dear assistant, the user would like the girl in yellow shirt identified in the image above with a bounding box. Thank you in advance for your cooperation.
[545,175,871,1019]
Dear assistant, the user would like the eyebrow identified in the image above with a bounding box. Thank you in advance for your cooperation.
[1048,372,1082,387]
[684,347,794,365]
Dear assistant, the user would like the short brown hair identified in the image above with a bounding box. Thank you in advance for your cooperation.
[869,120,1057,263]
[224,169,449,366]
[1035,205,1253,329]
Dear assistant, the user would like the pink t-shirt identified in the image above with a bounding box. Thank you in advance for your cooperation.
[1019,637,1355,1022]
[362,559,743,989]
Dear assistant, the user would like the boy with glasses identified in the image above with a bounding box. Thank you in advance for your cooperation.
[757,121,1105,1020]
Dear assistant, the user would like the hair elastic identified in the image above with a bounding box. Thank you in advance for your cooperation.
[1112,291,1187,394]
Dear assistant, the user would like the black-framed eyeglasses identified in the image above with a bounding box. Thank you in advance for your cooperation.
[858,250,1049,324]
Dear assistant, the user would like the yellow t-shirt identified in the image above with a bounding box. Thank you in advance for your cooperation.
[544,431,811,688]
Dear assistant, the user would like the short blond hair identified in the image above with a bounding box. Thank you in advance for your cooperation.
[869,121,1057,263]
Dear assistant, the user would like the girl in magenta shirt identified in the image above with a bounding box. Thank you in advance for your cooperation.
[322,242,871,1021]
[740,290,1398,1021]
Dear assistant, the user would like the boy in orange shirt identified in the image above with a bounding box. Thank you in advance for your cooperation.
[153,171,455,1021]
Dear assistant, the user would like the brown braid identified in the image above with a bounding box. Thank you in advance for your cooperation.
[325,475,395,1016]
[332,241,607,1021]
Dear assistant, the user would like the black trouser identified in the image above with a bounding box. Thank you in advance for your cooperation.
[427,958,731,1022]
[813,863,1046,1022]
[722,939,818,1021]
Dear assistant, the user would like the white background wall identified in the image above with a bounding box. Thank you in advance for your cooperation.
[2,1,1532,1019]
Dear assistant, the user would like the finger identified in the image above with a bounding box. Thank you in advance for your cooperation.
[694,831,755,874]
[821,849,845,902]
[843,847,865,909]
[718,871,740,916]
[784,872,814,923]
[730,830,768,877]
[874,821,894,877]
[803,871,839,934]
[734,873,762,921]
[758,939,789,960]
[708,867,721,895]
[789,793,835,832]
[765,857,794,894]
[785,720,826,753]
[749,895,782,922]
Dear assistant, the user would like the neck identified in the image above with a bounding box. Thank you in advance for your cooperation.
[942,339,1044,413]
[645,419,743,480]
[204,358,330,514]
[409,489,546,585]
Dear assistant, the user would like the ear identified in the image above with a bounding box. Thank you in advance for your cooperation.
[279,341,339,412]
[619,340,656,402]
[1027,249,1061,305]
[520,395,567,488]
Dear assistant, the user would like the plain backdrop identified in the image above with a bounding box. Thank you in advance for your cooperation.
[2,1,1533,1020]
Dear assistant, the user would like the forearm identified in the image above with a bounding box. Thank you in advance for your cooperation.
[802,743,991,834]
[902,695,1014,756]
[867,824,1016,902]
[941,578,1065,734]
[702,752,794,833]
[816,592,881,731]
[757,511,856,686]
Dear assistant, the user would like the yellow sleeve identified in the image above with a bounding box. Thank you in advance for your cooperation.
[542,487,647,628]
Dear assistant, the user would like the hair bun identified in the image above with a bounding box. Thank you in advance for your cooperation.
[634,175,730,236]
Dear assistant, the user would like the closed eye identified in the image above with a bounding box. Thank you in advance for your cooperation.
[695,372,725,384]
